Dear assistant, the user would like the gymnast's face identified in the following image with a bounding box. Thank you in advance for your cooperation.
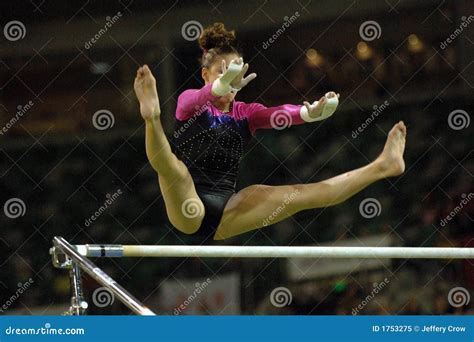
[202,53,239,104]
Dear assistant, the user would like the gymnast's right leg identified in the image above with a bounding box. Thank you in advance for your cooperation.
[134,65,204,234]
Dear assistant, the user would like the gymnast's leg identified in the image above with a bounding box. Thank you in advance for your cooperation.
[134,65,204,234]
[214,121,406,240]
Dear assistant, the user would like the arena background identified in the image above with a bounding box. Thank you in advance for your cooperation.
[0,0,473,315]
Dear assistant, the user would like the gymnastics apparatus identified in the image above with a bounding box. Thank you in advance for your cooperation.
[50,236,474,316]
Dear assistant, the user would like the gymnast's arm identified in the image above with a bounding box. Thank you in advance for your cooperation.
[176,58,251,121]
[176,84,220,121]
[241,92,340,135]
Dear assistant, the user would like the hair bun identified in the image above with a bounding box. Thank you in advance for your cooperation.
[199,22,236,51]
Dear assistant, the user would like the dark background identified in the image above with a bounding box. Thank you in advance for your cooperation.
[0,0,473,315]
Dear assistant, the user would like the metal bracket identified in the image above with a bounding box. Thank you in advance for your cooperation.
[50,244,88,315]
[63,263,88,315]
[50,246,72,269]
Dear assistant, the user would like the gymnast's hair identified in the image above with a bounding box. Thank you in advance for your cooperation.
[199,22,240,68]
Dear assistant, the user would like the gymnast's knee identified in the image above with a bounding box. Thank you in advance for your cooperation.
[171,217,203,235]
[169,204,205,235]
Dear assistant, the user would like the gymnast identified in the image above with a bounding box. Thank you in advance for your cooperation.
[133,22,407,241]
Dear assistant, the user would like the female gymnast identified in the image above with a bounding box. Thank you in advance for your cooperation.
[133,23,407,242]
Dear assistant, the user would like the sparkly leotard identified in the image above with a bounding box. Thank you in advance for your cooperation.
[171,83,306,241]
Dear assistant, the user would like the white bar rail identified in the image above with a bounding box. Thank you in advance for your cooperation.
[74,244,474,259]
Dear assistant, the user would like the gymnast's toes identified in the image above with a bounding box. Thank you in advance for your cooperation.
[378,121,407,177]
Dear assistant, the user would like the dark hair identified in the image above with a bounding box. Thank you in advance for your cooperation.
[198,22,239,68]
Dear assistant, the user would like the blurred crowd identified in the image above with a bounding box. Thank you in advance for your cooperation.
[260,267,474,315]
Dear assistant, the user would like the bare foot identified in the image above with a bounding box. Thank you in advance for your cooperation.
[377,121,407,177]
[134,65,160,120]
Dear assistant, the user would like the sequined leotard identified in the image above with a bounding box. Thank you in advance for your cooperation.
[171,83,306,241]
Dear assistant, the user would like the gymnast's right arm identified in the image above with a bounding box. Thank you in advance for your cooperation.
[176,58,245,120]
[176,84,219,121]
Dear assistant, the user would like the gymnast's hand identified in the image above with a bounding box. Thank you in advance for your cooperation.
[211,57,256,96]
[301,91,340,122]
[224,58,257,92]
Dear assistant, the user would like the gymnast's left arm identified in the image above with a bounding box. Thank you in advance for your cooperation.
[241,91,340,135]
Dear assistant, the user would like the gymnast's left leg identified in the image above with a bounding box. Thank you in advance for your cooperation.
[214,121,406,240]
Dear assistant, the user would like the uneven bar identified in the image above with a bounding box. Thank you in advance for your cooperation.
[75,244,474,259]
[53,237,156,316]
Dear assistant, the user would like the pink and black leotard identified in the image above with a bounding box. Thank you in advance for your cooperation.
[171,84,307,241]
